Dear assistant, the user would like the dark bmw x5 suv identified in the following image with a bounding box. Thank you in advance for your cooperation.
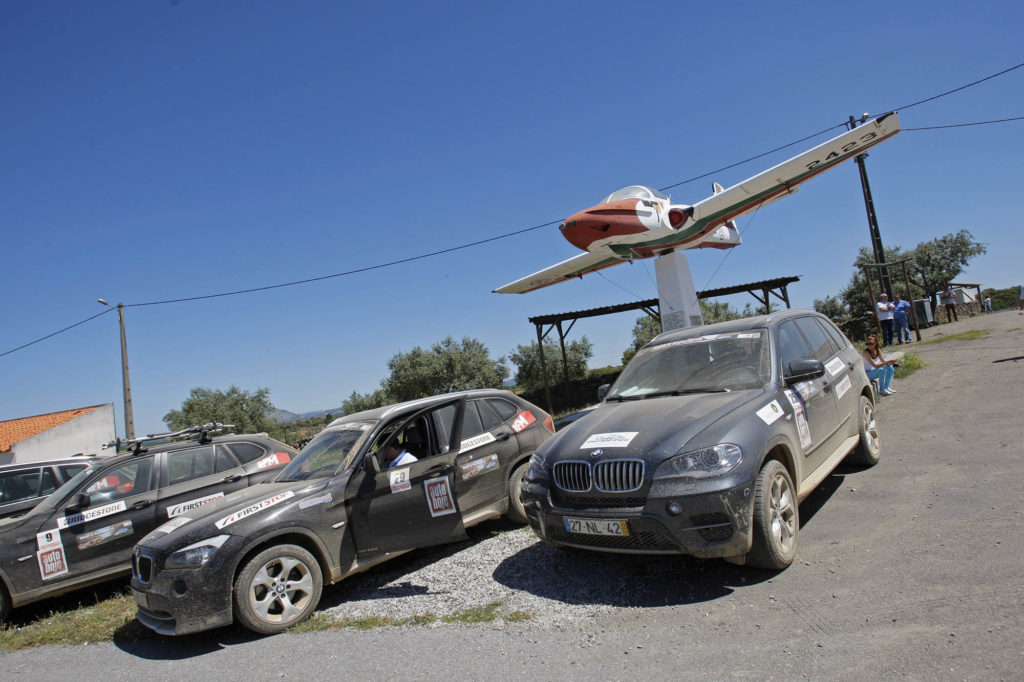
[521,309,880,570]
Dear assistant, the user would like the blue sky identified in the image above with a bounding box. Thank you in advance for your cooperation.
[2,1,1021,437]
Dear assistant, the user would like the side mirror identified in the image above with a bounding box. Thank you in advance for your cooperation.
[597,383,610,401]
[784,359,825,384]
[67,492,91,512]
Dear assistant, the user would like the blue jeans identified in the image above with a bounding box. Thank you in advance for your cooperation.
[894,316,911,343]
[880,318,895,346]
[866,365,894,392]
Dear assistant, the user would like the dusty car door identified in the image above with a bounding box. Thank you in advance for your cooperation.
[33,457,159,586]
[346,400,468,557]
[154,445,249,522]
[451,399,521,517]
[777,319,841,471]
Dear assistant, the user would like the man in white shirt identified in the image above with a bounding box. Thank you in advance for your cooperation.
[876,293,896,346]
[381,441,418,469]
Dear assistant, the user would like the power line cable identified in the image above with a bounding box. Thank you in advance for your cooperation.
[5,62,1023,358]
[0,308,114,359]
[904,115,1024,131]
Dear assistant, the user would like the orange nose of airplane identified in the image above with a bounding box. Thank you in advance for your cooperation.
[559,200,649,252]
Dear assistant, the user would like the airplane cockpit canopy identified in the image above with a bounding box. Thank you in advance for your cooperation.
[601,185,669,204]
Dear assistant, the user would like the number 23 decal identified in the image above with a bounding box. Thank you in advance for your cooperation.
[805,131,877,170]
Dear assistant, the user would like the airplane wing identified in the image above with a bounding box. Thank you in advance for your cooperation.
[493,250,623,294]
[681,112,901,245]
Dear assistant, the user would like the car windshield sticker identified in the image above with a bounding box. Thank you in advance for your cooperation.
[152,516,192,535]
[756,400,784,425]
[579,432,639,449]
[425,476,456,517]
[57,500,127,529]
[825,357,846,377]
[76,520,133,551]
[461,453,499,480]
[460,432,497,453]
[389,467,411,494]
[85,475,122,494]
[835,375,852,399]
[298,493,332,510]
[256,452,292,470]
[784,389,812,449]
[214,490,294,530]
[167,492,224,518]
[510,410,536,433]
[651,331,762,353]
[36,530,69,580]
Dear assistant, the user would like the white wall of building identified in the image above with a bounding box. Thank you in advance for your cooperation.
[12,404,116,463]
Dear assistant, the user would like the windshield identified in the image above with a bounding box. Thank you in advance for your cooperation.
[278,421,375,481]
[31,465,98,516]
[602,185,668,204]
[608,330,769,399]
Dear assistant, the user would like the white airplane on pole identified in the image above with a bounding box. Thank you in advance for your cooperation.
[495,112,900,295]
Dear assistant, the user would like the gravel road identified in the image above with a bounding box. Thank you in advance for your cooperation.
[3,309,1023,680]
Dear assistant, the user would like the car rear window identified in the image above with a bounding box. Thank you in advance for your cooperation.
[485,398,518,422]
[225,442,267,463]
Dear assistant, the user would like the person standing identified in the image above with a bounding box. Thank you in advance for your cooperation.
[984,296,992,313]
[893,293,912,344]
[876,293,896,346]
[942,285,959,322]
[1018,285,1023,315]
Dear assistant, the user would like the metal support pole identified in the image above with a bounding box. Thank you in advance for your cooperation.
[116,303,135,440]
[535,324,554,417]
[849,116,892,299]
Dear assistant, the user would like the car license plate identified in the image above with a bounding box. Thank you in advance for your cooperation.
[563,517,629,536]
[132,588,149,610]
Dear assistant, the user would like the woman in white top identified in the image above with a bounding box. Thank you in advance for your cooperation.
[863,334,897,396]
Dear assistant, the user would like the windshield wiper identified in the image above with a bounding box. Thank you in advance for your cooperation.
[644,388,730,398]
[605,394,648,402]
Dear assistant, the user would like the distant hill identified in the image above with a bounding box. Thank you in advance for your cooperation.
[267,406,344,424]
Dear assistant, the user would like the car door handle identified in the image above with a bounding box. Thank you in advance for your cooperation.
[426,464,454,476]
[495,429,512,441]
[822,382,832,393]
[131,500,153,510]
[221,474,242,483]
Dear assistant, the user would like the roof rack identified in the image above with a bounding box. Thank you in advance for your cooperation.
[103,422,236,456]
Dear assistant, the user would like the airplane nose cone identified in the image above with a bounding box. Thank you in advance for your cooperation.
[560,200,648,252]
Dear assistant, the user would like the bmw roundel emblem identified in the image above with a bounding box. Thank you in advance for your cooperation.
[590,449,603,458]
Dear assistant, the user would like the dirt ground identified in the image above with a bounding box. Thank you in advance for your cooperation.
[3,309,1022,680]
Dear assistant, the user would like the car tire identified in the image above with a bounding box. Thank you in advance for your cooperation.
[846,394,881,467]
[746,459,798,570]
[233,544,322,634]
[505,462,530,524]
[0,584,10,622]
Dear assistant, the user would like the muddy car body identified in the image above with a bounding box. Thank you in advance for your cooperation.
[131,390,554,635]
[521,309,880,569]
[0,427,297,619]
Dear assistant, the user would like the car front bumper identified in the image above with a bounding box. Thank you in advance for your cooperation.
[131,543,238,636]
[522,476,754,558]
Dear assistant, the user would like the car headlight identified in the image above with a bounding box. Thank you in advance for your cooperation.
[658,444,742,479]
[165,534,231,569]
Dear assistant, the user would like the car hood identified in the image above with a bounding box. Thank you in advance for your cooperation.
[139,479,333,551]
[543,389,764,463]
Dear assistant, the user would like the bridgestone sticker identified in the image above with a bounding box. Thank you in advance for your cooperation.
[36,530,69,580]
[152,516,192,535]
[256,452,292,470]
[77,519,133,550]
[425,477,456,517]
[579,432,638,449]
[460,432,496,453]
[166,492,224,518]
[390,467,411,494]
[825,358,846,377]
[214,491,294,529]
[57,500,127,529]
[836,375,852,399]
[510,411,535,433]
[784,390,812,450]
[756,400,784,425]
[461,453,498,480]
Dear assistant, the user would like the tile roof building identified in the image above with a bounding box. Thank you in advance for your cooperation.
[0,404,116,464]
